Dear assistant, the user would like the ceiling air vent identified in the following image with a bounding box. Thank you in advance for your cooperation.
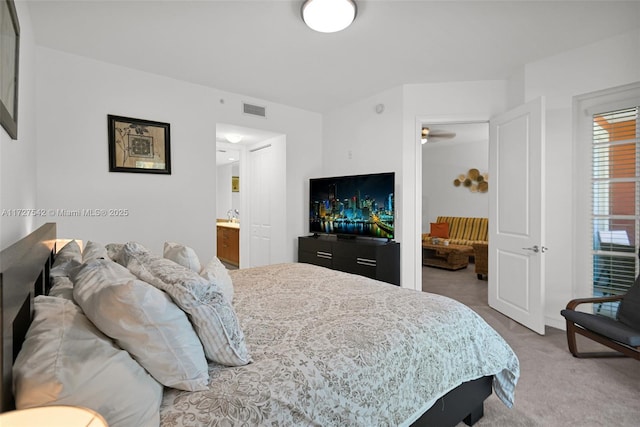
[242,102,266,118]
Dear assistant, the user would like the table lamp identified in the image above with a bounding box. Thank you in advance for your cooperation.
[0,405,108,426]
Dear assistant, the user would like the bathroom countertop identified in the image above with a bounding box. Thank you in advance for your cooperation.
[216,222,240,229]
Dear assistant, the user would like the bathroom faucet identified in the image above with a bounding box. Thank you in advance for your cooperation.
[227,209,239,222]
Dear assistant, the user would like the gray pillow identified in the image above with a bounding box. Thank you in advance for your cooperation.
[50,240,82,277]
[14,296,163,427]
[72,258,210,391]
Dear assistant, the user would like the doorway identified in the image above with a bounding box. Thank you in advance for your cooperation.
[420,122,490,294]
[215,123,286,268]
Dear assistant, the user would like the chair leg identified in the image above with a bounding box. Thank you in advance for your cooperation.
[565,321,634,358]
[565,321,579,357]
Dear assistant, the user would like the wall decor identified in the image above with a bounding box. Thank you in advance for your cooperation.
[453,168,488,193]
[232,176,239,192]
[0,0,20,140]
[108,115,171,174]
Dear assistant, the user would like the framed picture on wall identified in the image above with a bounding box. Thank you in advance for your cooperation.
[232,176,239,192]
[108,115,171,174]
[0,0,20,140]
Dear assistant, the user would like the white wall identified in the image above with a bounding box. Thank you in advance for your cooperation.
[323,87,404,178]
[35,48,322,262]
[0,2,38,250]
[422,137,489,231]
[216,163,233,219]
[521,28,640,329]
[35,48,217,259]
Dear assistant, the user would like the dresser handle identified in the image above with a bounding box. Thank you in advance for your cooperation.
[356,257,376,267]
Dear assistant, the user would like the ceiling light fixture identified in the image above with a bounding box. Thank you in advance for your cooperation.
[225,134,242,144]
[301,0,357,33]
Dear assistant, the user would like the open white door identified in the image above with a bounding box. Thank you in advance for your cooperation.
[489,97,546,335]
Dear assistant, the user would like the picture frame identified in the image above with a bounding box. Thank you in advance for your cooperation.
[108,115,171,174]
[0,0,20,140]
[232,176,239,192]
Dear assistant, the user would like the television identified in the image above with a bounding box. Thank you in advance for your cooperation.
[309,172,395,240]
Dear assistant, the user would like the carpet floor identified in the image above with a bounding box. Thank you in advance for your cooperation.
[422,265,640,427]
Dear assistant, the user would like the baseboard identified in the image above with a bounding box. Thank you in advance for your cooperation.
[546,315,565,331]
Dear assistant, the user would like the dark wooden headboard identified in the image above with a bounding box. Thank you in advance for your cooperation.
[0,223,56,412]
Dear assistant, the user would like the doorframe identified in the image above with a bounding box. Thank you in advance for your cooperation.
[414,114,492,291]
[215,123,287,269]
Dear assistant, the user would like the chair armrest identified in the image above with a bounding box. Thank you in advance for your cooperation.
[565,295,624,310]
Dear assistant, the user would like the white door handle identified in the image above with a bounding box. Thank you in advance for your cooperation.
[522,245,548,253]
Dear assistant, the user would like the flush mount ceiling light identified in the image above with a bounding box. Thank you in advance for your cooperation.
[225,134,243,144]
[302,0,357,33]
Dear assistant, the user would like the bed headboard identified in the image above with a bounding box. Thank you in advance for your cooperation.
[0,223,56,412]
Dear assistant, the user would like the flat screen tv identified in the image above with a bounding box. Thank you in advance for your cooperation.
[309,172,395,239]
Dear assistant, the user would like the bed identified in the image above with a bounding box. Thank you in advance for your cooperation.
[0,223,519,426]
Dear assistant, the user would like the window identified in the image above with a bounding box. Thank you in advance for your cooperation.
[591,106,639,316]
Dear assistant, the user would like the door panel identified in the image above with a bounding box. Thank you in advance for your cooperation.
[248,144,273,268]
[489,97,546,335]
[246,136,286,268]
[496,250,530,311]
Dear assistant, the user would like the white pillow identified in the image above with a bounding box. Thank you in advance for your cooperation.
[51,240,82,277]
[164,241,202,272]
[13,296,162,427]
[49,276,74,301]
[200,256,234,302]
[82,240,108,263]
[72,258,209,391]
[122,242,251,366]
[105,242,125,264]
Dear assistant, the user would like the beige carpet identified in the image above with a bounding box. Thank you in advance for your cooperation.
[421,265,640,427]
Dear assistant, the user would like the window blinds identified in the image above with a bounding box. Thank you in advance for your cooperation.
[591,107,639,308]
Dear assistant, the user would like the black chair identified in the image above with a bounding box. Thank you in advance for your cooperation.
[560,275,640,360]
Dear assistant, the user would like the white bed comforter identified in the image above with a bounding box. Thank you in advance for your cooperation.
[160,263,519,426]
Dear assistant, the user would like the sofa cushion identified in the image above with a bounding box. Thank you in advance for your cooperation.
[430,222,449,239]
[561,309,640,347]
[436,216,488,243]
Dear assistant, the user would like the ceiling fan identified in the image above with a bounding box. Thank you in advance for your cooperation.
[421,127,457,144]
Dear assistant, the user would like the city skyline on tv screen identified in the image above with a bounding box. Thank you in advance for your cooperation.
[309,172,394,239]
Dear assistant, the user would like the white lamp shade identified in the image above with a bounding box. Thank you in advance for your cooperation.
[0,406,108,426]
[302,0,357,33]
